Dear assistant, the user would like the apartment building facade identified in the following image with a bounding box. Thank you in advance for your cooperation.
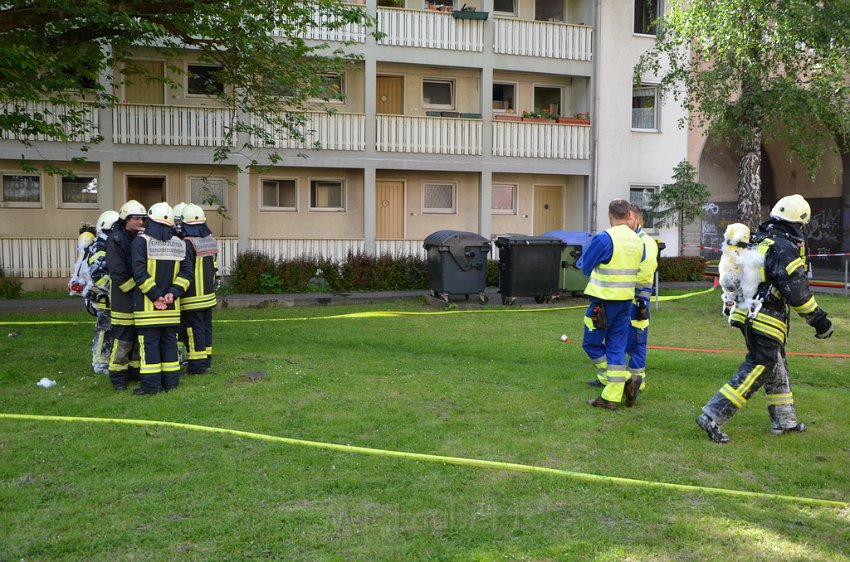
[0,0,688,287]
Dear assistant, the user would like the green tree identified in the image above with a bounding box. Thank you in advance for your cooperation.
[650,160,712,254]
[635,0,850,228]
[0,1,374,170]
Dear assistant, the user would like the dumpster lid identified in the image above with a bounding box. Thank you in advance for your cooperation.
[423,230,489,248]
[495,234,565,248]
[542,230,593,246]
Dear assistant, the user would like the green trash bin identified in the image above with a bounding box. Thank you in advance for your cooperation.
[542,230,593,295]
[494,235,564,305]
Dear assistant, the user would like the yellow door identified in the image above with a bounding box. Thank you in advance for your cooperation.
[534,185,564,234]
[376,181,404,239]
[127,176,166,209]
[376,76,404,115]
[123,60,165,105]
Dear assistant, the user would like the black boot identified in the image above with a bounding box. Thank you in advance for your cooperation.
[109,371,128,391]
[133,374,161,395]
[162,371,180,392]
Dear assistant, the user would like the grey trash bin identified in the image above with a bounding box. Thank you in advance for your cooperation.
[494,235,564,305]
[423,230,491,304]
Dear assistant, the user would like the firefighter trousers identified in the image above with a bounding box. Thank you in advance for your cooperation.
[181,309,212,373]
[138,325,181,391]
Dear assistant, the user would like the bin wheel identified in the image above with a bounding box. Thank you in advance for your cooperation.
[501,294,508,305]
[534,296,545,304]
[440,292,450,303]
[479,293,489,305]
[464,294,470,301]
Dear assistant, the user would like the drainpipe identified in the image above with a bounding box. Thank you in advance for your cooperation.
[588,0,601,233]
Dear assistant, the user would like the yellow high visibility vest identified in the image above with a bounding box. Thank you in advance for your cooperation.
[585,224,643,300]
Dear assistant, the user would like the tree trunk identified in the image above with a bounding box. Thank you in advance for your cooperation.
[737,125,762,229]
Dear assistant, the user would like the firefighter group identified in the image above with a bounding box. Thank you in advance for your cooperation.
[73,200,218,395]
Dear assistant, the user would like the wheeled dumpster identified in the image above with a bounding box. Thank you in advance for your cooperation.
[542,230,593,295]
[494,235,564,305]
[423,230,491,304]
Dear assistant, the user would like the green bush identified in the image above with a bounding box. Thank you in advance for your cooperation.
[230,251,277,293]
[658,256,708,282]
[486,260,500,287]
[0,266,23,299]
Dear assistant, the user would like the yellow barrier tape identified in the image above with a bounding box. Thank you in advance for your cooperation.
[0,288,716,326]
[1,412,845,509]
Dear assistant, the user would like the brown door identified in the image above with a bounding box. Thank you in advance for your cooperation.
[126,176,166,209]
[376,76,404,115]
[376,181,405,239]
[123,60,165,105]
[533,185,564,234]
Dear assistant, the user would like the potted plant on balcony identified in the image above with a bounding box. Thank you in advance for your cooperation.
[557,112,590,125]
[494,110,522,122]
[522,110,556,123]
[452,5,489,19]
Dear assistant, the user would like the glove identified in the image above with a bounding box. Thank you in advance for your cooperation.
[813,316,833,339]
[635,298,649,321]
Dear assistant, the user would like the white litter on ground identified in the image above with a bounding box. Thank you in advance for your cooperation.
[36,378,57,388]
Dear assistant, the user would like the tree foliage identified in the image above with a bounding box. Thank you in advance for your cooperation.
[651,160,711,252]
[0,0,374,167]
[635,0,850,227]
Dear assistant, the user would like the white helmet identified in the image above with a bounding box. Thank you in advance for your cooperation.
[147,201,174,227]
[118,200,147,220]
[181,203,207,224]
[770,194,811,225]
[172,202,188,221]
[95,210,119,234]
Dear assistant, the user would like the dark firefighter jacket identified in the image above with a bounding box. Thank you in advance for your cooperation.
[106,221,139,326]
[181,223,218,311]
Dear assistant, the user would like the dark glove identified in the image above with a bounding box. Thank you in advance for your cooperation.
[813,316,833,339]
[635,298,649,321]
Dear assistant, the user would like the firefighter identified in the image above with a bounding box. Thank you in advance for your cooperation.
[179,203,219,375]
[131,202,193,395]
[697,194,834,443]
[105,200,146,391]
[579,198,647,410]
[85,210,119,375]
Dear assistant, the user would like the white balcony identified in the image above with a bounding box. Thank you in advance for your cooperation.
[377,8,484,52]
[492,120,590,159]
[494,17,592,60]
[254,111,367,151]
[113,104,233,146]
[377,115,483,155]
[279,5,368,43]
[0,101,99,144]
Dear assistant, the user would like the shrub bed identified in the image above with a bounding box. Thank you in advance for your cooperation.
[658,256,708,282]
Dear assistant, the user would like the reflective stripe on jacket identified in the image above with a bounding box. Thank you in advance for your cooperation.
[585,224,643,301]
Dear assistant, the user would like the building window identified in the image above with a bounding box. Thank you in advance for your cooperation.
[632,85,659,130]
[535,0,563,22]
[534,85,563,116]
[1,174,41,207]
[493,0,516,15]
[634,0,660,35]
[262,179,298,211]
[630,186,656,229]
[492,83,517,112]
[310,180,345,211]
[60,175,98,207]
[491,184,517,215]
[422,79,454,109]
[190,176,228,210]
[422,182,456,214]
[315,73,345,102]
[187,64,225,96]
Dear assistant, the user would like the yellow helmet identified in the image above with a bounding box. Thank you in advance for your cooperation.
[77,231,95,249]
[95,210,119,234]
[770,194,811,225]
[181,203,207,224]
[118,199,147,220]
[147,201,174,227]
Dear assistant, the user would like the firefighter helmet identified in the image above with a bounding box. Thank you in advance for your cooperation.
[147,201,174,227]
[173,202,188,221]
[181,203,207,224]
[118,200,147,220]
[770,194,811,225]
[95,210,119,234]
[77,231,95,249]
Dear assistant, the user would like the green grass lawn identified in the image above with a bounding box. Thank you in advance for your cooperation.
[1,289,848,561]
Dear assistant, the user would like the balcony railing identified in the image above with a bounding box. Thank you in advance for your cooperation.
[278,5,368,43]
[253,112,366,151]
[377,115,483,155]
[377,8,484,52]
[0,101,99,143]
[492,120,590,159]
[494,18,592,61]
[113,104,233,146]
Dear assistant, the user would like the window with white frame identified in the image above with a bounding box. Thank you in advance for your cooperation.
[533,85,563,117]
[262,178,297,211]
[422,79,454,109]
[630,185,656,229]
[422,182,456,214]
[187,64,225,96]
[492,83,517,112]
[1,174,42,207]
[632,85,659,130]
[310,179,345,211]
[493,0,516,15]
[190,176,228,209]
[60,175,98,207]
[634,0,661,35]
[491,184,517,214]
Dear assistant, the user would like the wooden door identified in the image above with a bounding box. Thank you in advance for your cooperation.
[376,181,404,239]
[126,176,166,209]
[123,60,165,105]
[376,76,404,115]
[533,185,564,234]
